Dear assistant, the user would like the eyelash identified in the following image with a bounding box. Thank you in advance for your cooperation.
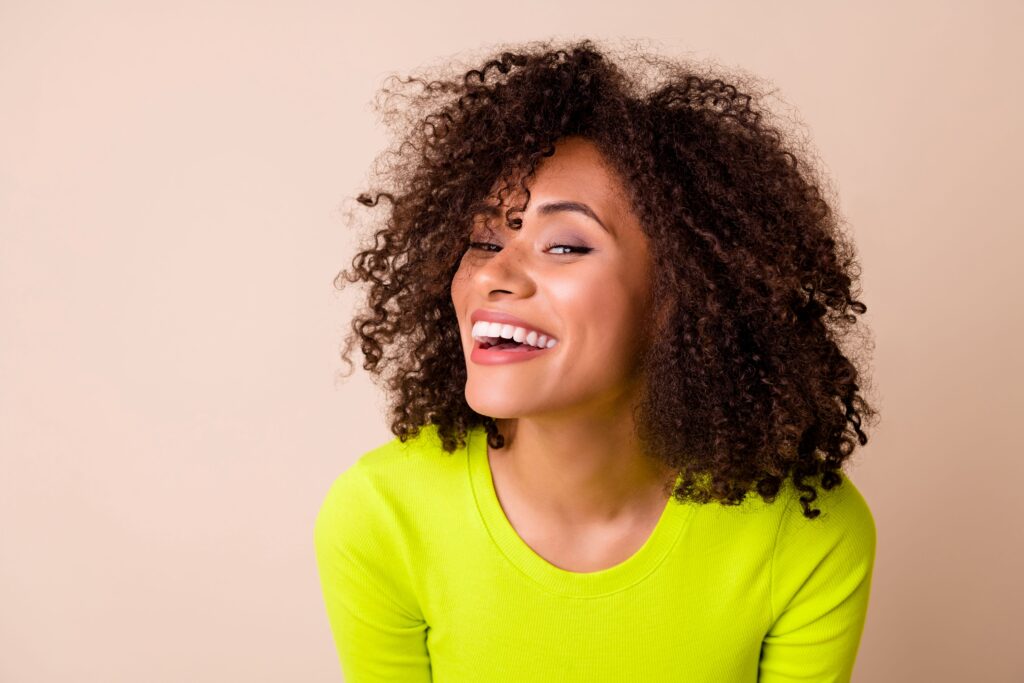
[468,241,593,256]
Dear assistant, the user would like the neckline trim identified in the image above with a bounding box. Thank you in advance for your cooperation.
[466,423,692,598]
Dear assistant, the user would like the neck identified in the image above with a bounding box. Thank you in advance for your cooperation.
[490,411,676,528]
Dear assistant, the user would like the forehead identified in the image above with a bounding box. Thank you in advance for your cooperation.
[477,136,633,224]
[532,137,625,197]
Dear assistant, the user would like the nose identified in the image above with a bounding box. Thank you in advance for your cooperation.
[470,239,536,296]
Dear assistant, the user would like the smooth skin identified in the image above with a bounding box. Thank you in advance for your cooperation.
[450,135,678,572]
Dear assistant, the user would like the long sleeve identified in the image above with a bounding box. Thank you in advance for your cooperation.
[758,475,878,682]
[313,461,432,682]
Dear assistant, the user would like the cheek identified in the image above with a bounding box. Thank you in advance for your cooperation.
[549,274,637,345]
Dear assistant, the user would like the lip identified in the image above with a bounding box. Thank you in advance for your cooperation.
[469,308,558,342]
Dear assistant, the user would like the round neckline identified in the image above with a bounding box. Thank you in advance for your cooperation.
[467,423,692,598]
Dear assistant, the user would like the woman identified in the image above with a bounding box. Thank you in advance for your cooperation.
[315,38,878,682]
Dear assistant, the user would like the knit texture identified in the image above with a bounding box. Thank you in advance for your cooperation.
[314,423,876,682]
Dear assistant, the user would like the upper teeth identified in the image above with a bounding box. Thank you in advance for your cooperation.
[471,321,558,349]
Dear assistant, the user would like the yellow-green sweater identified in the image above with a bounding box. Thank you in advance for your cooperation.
[314,423,876,682]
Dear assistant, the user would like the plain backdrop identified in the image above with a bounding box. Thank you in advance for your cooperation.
[2,1,1021,681]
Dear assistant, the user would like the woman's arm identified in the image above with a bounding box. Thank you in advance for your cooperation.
[313,462,432,682]
[758,475,878,682]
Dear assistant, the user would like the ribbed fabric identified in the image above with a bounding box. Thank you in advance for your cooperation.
[314,423,876,682]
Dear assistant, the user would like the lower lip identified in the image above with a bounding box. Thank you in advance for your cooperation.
[470,340,554,365]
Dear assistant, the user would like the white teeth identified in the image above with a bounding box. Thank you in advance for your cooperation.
[471,320,559,349]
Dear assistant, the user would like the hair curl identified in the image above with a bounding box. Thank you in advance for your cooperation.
[333,37,879,519]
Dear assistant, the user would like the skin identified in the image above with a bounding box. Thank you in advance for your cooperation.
[450,136,678,571]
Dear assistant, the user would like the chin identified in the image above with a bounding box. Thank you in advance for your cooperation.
[464,396,522,421]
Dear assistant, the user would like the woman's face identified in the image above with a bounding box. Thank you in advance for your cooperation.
[451,136,662,421]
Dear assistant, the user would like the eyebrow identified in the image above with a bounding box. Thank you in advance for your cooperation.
[480,199,610,233]
[537,200,609,232]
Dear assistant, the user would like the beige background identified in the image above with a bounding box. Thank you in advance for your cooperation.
[2,1,1021,681]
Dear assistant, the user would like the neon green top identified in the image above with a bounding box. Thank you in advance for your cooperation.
[314,423,876,682]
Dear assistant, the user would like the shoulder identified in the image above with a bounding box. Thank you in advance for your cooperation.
[341,423,467,492]
[774,471,877,544]
[686,471,874,553]
[769,471,878,620]
[315,424,469,536]
[313,428,465,623]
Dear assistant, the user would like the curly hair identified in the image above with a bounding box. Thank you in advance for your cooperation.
[333,37,879,520]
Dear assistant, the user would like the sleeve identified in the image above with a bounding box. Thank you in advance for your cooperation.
[758,474,878,683]
[313,462,432,682]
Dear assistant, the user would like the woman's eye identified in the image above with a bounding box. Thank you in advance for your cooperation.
[545,243,592,255]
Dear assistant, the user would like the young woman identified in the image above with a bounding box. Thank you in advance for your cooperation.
[315,38,879,682]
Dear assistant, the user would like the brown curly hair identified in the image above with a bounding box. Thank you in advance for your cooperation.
[333,37,879,520]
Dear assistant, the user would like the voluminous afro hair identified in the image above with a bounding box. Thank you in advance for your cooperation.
[334,37,879,519]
